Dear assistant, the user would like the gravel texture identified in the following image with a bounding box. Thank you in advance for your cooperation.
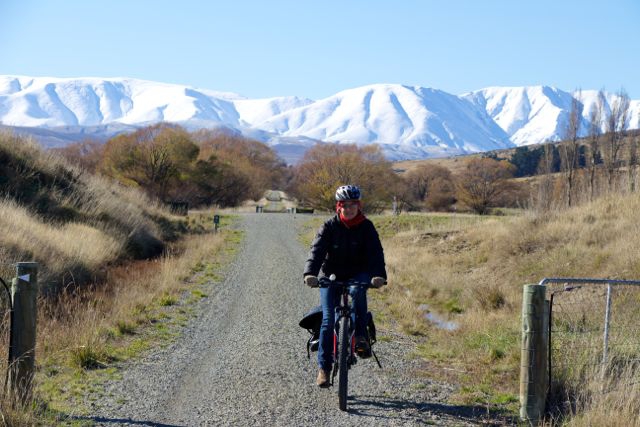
[89,213,513,426]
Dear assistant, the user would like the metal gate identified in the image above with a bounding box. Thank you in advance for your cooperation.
[544,278,640,414]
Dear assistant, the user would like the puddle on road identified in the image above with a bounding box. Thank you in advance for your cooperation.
[418,304,459,330]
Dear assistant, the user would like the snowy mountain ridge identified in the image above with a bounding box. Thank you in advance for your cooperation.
[1,75,638,161]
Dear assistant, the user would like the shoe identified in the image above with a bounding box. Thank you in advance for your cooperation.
[355,336,371,359]
[316,369,330,387]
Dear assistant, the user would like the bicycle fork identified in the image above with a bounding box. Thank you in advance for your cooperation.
[331,296,355,385]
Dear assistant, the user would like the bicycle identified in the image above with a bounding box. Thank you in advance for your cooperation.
[318,274,382,411]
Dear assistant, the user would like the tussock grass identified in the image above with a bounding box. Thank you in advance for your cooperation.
[545,363,640,426]
[0,132,187,289]
[370,193,640,418]
[0,199,123,275]
[158,293,178,307]
[0,132,237,420]
[37,231,226,361]
[35,228,231,415]
[0,395,37,427]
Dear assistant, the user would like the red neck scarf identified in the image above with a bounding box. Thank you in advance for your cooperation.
[336,201,366,228]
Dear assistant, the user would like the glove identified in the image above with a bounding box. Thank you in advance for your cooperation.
[370,277,386,288]
[304,275,318,288]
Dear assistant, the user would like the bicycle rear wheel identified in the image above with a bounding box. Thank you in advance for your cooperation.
[338,315,350,411]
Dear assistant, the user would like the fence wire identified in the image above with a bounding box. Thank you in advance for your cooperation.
[546,280,640,414]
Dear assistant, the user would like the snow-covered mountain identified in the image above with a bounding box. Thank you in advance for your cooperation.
[253,84,514,157]
[1,75,638,162]
[463,86,640,147]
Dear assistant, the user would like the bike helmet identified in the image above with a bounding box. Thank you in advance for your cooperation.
[335,185,361,201]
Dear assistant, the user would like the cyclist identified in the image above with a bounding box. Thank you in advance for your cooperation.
[303,184,387,387]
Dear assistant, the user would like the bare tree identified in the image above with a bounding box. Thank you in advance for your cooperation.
[587,92,604,200]
[403,164,456,211]
[535,143,556,211]
[629,137,638,193]
[456,158,516,215]
[603,88,631,190]
[53,139,104,173]
[292,143,400,212]
[559,91,583,207]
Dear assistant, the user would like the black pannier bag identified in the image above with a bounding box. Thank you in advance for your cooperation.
[299,306,379,360]
[366,311,377,345]
[365,312,382,367]
[299,305,322,358]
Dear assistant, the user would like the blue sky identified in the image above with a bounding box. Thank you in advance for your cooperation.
[1,0,638,100]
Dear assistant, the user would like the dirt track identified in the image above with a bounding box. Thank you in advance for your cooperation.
[90,213,510,426]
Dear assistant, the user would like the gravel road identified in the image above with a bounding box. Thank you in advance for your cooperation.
[90,214,510,426]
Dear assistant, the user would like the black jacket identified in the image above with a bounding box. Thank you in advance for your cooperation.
[304,215,387,281]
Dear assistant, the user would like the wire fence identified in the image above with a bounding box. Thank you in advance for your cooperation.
[544,278,640,414]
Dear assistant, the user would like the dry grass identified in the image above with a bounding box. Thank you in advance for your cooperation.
[0,223,233,421]
[393,155,475,177]
[545,363,640,426]
[0,199,123,275]
[0,395,37,427]
[0,132,233,420]
[34,225,233,416]
[37,230,226,367]
[0,132,187,289]
[369,192,640,418]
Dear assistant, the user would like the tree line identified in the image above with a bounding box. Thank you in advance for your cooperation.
[56,124,527,214]
[56,123,289,207]
[508,88,638,210]
[289,88,638,215]
[287,142,525,215]
[57,87,638,215]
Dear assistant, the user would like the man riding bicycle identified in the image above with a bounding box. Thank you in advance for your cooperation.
[303,185,387,387]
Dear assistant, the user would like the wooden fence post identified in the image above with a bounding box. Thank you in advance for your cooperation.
[520,283,549,424]
[8,262,38,404]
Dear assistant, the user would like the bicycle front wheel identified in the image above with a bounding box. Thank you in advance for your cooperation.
[338,315,350,411]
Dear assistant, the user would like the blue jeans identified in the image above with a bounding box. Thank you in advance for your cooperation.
[318,273,370,371]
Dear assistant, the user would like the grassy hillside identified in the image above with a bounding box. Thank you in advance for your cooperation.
[0,132,186,289]
[0,133,243,424]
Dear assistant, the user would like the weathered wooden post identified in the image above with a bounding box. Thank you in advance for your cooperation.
[8,262,38,404]
[520,283,549,424]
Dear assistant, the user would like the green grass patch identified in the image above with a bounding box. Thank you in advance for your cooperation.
[490,393,519,405]
[115,320,136,336]
[443,298,464,314]
[158,293,178,306]
[191,289,208,299]
[70,345,112,370]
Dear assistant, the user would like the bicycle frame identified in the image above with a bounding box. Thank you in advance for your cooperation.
[332,285,357,362]
[318,276,369,411]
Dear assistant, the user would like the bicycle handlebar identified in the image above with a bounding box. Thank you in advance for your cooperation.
[317,277,370,289]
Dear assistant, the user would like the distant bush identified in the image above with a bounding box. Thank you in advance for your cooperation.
[290,143,402,213]
[402,164,456,211]
[509,146,544,177]
[58,124,290,208]
[456,157,518,215]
